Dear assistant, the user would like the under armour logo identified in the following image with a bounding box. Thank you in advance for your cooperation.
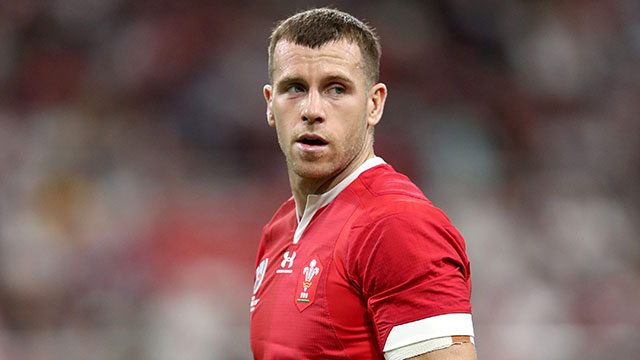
[282,251,296,268]
[276,251,296,274]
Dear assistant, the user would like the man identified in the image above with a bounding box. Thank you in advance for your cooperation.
[250,8,475,360]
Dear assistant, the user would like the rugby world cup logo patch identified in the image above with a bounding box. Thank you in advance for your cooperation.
[253,258,268,295]
[295,255,323,312]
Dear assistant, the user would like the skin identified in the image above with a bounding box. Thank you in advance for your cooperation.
[409,343,476,360]
[264,39,386,216]
[264,39,476,360]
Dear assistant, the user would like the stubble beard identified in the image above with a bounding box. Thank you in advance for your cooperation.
[285,127,369,187]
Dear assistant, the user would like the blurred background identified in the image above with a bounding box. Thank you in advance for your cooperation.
[0,0,639,359]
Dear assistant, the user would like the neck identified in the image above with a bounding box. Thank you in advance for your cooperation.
[290,150,375,217]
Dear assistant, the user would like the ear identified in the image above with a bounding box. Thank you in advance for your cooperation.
[366,83,387,127]
[264,84,276,127]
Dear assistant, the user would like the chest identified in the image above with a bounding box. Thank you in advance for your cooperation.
[250,202,371,359]
[252,206,348,318]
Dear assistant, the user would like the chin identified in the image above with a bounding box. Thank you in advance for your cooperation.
[291,161,334,180]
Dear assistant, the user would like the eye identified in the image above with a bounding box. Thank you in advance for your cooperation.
[327,85,346,95]
[286,84,305,94]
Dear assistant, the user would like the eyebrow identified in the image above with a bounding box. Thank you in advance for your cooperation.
[324,75,355,87]
[276,76,305,87]
[275,74,356,88]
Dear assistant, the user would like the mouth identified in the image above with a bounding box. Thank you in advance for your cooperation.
[296,134,328,152]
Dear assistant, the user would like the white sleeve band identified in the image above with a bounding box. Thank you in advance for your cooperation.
[384,335,474,360]
[382,313,474,352]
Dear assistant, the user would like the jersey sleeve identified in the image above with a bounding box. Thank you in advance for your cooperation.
[346,208,473,354]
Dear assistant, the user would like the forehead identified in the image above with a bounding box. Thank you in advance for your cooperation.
[271,40,365,83]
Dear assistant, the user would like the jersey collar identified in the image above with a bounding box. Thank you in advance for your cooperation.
[293,156,386,244]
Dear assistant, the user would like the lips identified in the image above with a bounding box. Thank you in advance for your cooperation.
[296,133,328,152]
[297,133,328,145]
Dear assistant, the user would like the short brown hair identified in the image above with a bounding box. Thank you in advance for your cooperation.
[268,8,381,85]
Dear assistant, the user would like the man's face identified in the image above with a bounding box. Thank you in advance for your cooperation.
[264,39,386,186]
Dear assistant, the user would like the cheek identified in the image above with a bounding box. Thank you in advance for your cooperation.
[274,121,288,142]
[343,103,368,133]
[336,111,367,149]
[272,115,294,152]
[273,101,299,127]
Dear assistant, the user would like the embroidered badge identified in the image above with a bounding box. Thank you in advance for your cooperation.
[295,256,323,312]
[253,258,268,295]
[251,257,268,313]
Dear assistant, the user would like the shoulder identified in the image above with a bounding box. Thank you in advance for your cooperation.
[358,164,427,201]
[352,164,453,226]
[342,164,467,271]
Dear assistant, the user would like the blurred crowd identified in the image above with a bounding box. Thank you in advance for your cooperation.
[0,0,638,359]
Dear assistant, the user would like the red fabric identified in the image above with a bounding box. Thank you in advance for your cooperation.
[250,164,472,359]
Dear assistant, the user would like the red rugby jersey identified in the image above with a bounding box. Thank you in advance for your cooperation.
[250,160,472,359]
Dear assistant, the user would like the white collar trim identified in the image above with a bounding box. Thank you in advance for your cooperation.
[293,156,386,244]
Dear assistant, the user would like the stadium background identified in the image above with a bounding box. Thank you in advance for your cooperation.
[0,0,639,359]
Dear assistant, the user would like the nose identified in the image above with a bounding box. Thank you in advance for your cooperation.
[301,90,324,123]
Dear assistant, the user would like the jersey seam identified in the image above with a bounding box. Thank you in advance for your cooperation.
[325,184,370,359]
[323,256,356,359]
[353,209,468,349]
[342,184,370,291]
[357,209,442,297]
